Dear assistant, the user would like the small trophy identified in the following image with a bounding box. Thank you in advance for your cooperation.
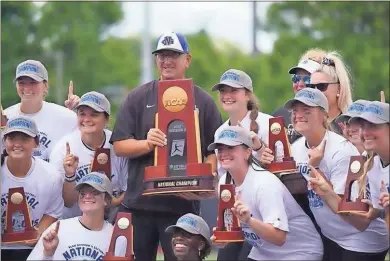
[213,182,244,243]
[267,117,307,194]
[338,156,369,213]
[90,148,111,180]
[267,117,297,174]
[143,79,214,197]
[2,187,39,244]
[103,212,134,261]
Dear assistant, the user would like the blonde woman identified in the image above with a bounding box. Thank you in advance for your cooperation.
[304,50,353,134]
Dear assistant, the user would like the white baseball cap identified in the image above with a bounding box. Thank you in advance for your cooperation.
[152,32,190,54]
[212,69,253,92]
[208,126,253,151]
[2,116,39,138]
[14,60,48,82]
[288,59,321,75]
[284,88,329,113]
[349,101,389,125]
[75,91,111,115]
[75,172,113,198]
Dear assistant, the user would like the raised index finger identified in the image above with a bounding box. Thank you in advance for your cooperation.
[54,220,60,233]
[68,81,73,98]
[66,142,70,155]
[380,91,385,103]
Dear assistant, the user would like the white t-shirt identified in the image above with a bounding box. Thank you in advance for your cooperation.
[368,155,390,209]
[27,217,127,260]
[292,131,389,253]
[4,101,78,161]
[49,129,128,219]
[1,157,64,250]
[215,110,273,177]
[218,169,323,260]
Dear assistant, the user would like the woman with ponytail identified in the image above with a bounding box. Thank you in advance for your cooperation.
[209,126,323,260]
[306,51,353,135]
[211,69,272,261]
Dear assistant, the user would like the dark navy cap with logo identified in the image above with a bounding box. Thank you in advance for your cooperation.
[152,32,190,54]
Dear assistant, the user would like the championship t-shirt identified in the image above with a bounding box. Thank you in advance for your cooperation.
[215,110,273,177]
[49,129,128,219]
[218,169,323,260]
[1,157,64,250]
[292,131,389,253]
[27,217,127,260]
[4,101,78,161]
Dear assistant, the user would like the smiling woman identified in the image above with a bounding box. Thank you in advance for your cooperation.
[165,213,212,261]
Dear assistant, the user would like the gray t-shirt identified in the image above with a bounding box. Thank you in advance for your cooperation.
[110,80,223,214]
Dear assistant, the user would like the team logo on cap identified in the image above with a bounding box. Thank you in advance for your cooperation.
[17,63,39,74]
[81,94,101,105]
[162,36,174,46]
[221,72,240,82]
[178,216,197,228]
[348,103,365,113]
[365,104,384,116]
[8,119,33,129]
[81,174,103,185]
[297,90,315,100]
[162,86,188,113]
[218,130,238,140]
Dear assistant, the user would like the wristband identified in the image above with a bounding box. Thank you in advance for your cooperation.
[253,143,263,152]
[42,255,54,260]
[65,173,76,182]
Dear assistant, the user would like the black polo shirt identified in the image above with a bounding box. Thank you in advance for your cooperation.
[110,80,223,215]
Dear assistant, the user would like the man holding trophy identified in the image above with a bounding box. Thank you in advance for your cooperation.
[110,32,222,261]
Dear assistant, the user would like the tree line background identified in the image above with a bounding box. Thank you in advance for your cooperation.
[2,1,389,127]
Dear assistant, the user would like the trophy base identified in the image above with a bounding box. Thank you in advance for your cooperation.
[268,159,297,174]
[2,229,39,244]
[277,171,308,195]
[338,201,369,213]
[103,254,134,261]
[213,230,245,243]
[143,163,214,196]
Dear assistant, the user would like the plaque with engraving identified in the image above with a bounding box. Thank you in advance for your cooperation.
[143,79,214,196]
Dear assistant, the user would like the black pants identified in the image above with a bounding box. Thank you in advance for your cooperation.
[217,241,252,261]
[322,235,389,261]
[118,205,181,261]
[1,249,32,261]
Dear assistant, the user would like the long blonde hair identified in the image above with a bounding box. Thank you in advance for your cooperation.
[358,151,376,199]
[299,49,353,113]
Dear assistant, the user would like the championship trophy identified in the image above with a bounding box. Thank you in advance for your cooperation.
[266,117,307,194]
[90,148,111,180]
[2,187,39,244]
[103,212,134,261]
[338,156,369,213]
[1,105,8,129]
[213,180,244,243]
[143,79,214,196]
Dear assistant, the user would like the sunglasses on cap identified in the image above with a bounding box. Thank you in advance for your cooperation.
[305,82,338,92]
[291,74,310,85]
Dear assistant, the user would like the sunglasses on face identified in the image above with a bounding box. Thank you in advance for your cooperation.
[291,74,310,85]
[305,82,338,92]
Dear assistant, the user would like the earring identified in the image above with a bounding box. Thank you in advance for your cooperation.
[337,93,340,97]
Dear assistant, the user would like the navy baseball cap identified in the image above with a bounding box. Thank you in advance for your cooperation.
[152,32,190,54]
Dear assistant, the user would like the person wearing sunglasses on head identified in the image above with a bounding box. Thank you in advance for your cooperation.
[305,52,353,136]
[335,99,371,154]
[261,88,389,261]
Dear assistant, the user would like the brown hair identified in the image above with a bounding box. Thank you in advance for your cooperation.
[246,91,260,134]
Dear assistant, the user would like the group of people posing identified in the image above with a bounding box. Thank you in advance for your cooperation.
[1,31,389,261]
